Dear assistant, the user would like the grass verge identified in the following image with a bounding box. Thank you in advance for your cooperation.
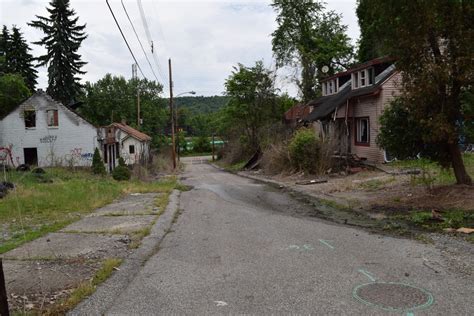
[388,153,474,185]
[0,169,180,254]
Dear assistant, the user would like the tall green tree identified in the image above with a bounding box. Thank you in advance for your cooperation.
[0,26,9,73]
[271,0,353,102]
[221,61,284,154]
[356,0,384,62]
[29,0,87,105]
[0,74,31,118]
[80,74,167,148]
[3,26,38,91]
[374,0,473,185]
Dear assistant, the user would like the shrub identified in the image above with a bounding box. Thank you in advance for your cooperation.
[92,148,106,175]
[112,157,131,181]
[288,128,320,173]
[193,136,211,153]
[261,142,291,174]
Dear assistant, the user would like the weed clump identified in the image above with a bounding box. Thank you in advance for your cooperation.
[112,157,131,181]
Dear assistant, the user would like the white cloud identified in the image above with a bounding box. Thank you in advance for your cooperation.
[0,0,360,98]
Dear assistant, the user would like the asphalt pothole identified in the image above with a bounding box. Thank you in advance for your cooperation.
[353,282,434,312]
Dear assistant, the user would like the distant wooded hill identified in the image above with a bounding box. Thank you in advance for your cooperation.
[173,95,230,115]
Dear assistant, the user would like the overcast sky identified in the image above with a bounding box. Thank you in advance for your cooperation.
[0,0,360,97]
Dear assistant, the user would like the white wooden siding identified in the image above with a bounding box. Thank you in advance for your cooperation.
[0,92,98,167]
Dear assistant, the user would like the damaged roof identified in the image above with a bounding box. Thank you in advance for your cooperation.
[305,64,397,122]
[110,123,152,142]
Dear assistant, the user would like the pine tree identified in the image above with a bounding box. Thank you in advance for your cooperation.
[92,147,106,175]
[5,26,38,91]
[0,26,9,74]
[29,0,87,105]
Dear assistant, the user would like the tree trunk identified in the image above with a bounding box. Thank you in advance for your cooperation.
[448,143,472,185]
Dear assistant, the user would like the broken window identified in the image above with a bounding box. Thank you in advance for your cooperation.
[368,68,375,85]
[47,109,59,127]
[24,110,36,128]
[360,70,366,87]
[129,145,135,154]
[355,117,369,145]
[352,72,359,89]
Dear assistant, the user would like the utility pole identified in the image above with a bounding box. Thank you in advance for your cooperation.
[0,259,9,316]
[137,88,141,128]
[212,134,215,161]
[169,58,176,169]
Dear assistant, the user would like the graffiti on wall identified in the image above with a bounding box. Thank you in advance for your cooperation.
[40,135,58,143]
[69,148,93,161]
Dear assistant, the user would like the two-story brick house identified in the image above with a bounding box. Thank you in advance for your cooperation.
[304,57,401,163]
[0,90,99,167]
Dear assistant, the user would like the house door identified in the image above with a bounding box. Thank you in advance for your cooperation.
[24,148,38,166]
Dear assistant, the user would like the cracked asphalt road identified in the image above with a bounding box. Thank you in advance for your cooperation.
[106,157,473,315]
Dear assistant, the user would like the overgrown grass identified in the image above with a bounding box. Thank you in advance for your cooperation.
[45,258,122,315]
[389,153,474,185]
[215,160,247,172]
[0,168,179,254]
[396,209,474,231]
[360,177,395,191]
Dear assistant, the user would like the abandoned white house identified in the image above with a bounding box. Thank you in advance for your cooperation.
[304,57,401,163]
[0,90,99,168]
[98,123,151,172]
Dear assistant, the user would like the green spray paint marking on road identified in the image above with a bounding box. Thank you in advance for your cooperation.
[318,239,334,249]
[352,282,434,313]
[287,244,314,251]
[358,269,376,282]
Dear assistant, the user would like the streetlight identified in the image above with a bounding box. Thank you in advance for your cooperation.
[174,91,196,161]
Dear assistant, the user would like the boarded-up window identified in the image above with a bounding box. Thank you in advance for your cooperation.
[24,110,36,128]
[355,117,369,145]
[47,110,59,127]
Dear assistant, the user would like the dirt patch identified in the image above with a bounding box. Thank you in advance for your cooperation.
[243,169,474,213]
[4,258,101,312]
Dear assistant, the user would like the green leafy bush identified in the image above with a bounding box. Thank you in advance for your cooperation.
[193,136,211,153]
[112,157,131,181]
[92,148,106,175]
[288,128,320,173]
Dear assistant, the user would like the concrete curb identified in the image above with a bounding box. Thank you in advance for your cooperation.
[69,189,181,316]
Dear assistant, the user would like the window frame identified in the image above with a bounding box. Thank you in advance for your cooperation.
[355,117,370,146]
[360,69,367,87]
[352,72,359,89]
[46,109,59,127]
[24,110,36,129]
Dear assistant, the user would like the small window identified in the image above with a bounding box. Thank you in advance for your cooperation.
[353,72,359,89]
[334,79,338,93]
[47,109,58,127]
[129,145,135,154]
[24,110,36,128]
[355,118,369,145]
[368,68,375,85]
[360,70,366,87]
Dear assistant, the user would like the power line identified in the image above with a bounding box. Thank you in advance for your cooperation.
[136,0,169,84]
[121,0,163,84]
[105,0,146,79]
